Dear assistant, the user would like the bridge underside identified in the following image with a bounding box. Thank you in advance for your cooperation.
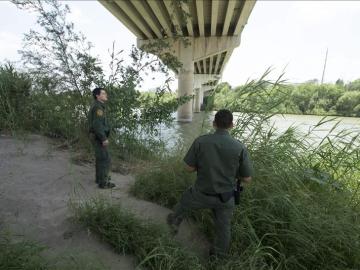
[99,0,256,121]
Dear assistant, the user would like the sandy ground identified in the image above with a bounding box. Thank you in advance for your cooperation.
[0,134,209,269]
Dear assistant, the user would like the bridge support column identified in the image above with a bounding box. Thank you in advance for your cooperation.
[137,37,236,121]
[193,76,202,113]
[194,74,219,112]
[199,85,204,109]
[177,41,194,122]
[194,88,201,113]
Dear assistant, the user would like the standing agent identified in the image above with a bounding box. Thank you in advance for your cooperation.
[167,109,253,257]
[88,87,115,189]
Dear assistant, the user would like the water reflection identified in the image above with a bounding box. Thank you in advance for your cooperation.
[158,112,214,150]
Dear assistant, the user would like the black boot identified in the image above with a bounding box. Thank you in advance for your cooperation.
[98,182,115,189]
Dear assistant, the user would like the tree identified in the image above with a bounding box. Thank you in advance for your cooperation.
[12,0,103,114]
[335,91,360,116]
[308,84,344,113]
[346,79,360,92]
[291,84,316,114]
[11,0,189,146]
[0,63,32,131]
[335,78,344,87]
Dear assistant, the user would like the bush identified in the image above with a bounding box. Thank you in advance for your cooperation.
[0,233,49,270]
[0,232,107,270]
[0,63,32,132]
[131,155,196,208]
[74,198,204,270]
[335,91,360,116]
[28,91,89,139]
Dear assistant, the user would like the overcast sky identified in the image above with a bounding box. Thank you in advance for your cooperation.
[1,1,360,90]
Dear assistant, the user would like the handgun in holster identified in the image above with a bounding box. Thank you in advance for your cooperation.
[234,179,244,205]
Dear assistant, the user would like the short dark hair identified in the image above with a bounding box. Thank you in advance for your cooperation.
[214,109,233,129]
[92,87,105,100]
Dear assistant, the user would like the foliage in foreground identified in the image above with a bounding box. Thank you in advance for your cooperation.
[74,198,204,270]
[0,233,48,270]
[132,74,360,270]
[0,232,107,270]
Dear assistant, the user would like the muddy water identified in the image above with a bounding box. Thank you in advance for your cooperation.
[159,112,360,149]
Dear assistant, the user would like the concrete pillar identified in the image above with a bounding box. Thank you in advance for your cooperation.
[177,41,194,122]
[194,88,201,113]
[199,85,204,110]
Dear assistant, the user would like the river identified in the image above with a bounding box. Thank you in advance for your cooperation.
[159,112,360,149]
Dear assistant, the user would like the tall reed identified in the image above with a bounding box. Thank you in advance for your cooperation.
[132,72,360,270]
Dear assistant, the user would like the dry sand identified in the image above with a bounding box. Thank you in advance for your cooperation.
[0,134,209,269]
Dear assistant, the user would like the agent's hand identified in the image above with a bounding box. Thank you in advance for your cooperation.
[185,164,196,172]
[102,139,109,147]
[241,176,252,185]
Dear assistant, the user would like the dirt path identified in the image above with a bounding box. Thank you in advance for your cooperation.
[0,134,209,269]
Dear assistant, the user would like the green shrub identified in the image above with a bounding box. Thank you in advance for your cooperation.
[0,232,107,270]
[335,91,360,116]
[131,155,195,207]
[0,63,32,132]
[74,198,204,270]
[28,91,89,139]
[0,233,49,270]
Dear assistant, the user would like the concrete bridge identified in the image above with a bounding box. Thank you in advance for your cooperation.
[99,0,256,122]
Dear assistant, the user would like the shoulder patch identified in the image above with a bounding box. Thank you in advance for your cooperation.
[96,109,104,117]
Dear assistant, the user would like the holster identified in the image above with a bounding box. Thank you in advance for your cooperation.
[89,132,106,144]
[88,132,96,142]
[218,191,234,203]
[234,181,243,205]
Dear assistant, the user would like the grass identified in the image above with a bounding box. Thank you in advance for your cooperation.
[0,233,49,270]
[73,198,204,270]
[130,155,196,208]
[131,123,360,270]
[0,231,108,270]
[129,75,360,270]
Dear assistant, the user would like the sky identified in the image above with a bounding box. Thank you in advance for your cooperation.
[1,0,360,90]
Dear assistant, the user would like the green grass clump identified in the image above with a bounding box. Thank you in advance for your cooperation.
[0,234,49,270]
[74,198,204,270]
[0,232,108,270]
[131,155,196,208]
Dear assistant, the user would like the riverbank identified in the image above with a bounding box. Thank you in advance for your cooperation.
[0,134,134,269]
[0,134,210,269]
[1,120,360,270]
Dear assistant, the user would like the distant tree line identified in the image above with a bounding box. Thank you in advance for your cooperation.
[213,78,360,117]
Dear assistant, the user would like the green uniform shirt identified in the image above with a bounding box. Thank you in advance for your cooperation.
[184,129,253,194]
[88,100,110,142]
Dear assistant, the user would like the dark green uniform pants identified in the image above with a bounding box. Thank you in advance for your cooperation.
[173,186,234,255]
[92,139,111,186]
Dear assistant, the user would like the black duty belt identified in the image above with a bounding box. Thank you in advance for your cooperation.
[202,192,219,197]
